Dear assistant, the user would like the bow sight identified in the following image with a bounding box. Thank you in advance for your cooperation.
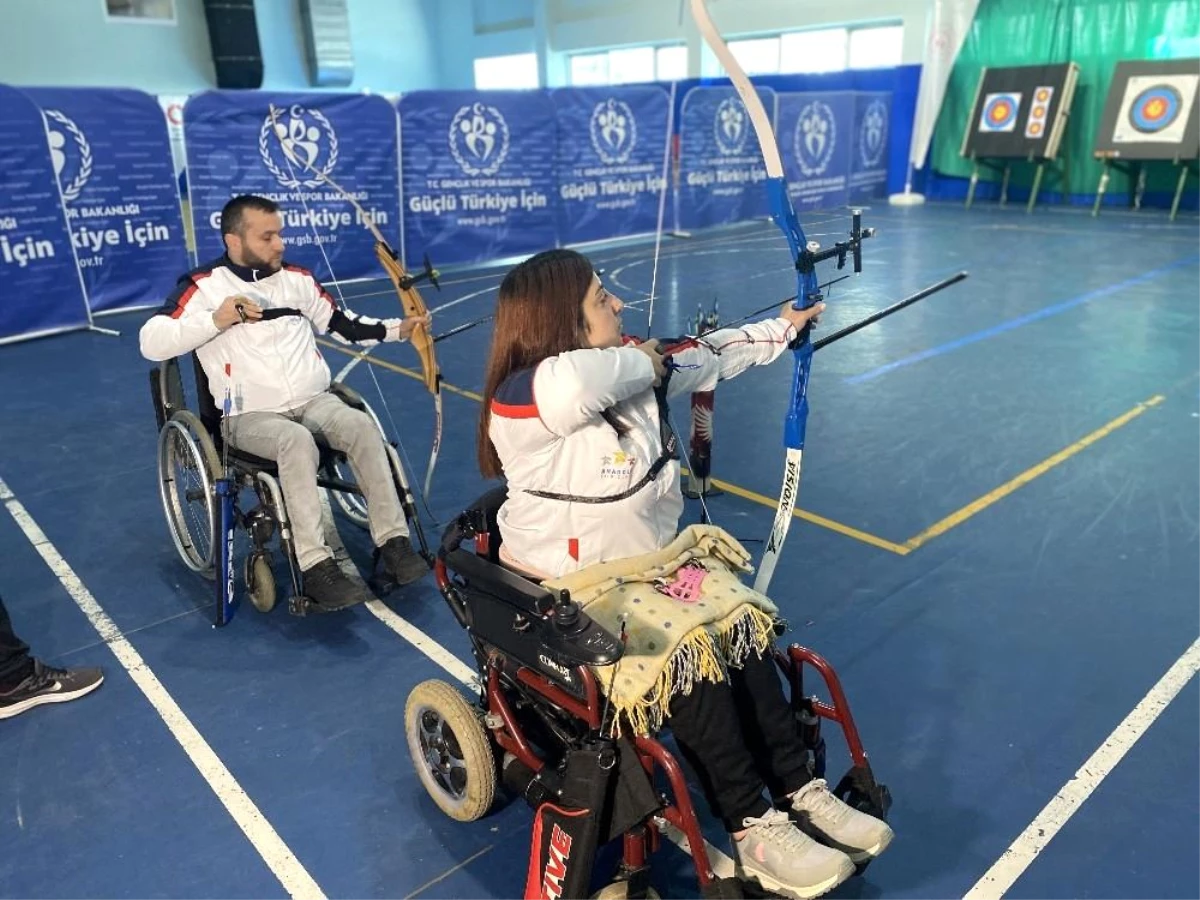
[398,252,441,292]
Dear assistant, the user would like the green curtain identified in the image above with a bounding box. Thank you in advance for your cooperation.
[930,0,1200,201]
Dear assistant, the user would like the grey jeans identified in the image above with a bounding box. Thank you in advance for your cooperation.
[226,391,408,571]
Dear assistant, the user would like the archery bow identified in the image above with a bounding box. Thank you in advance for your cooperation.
[690,0,872,595]
[266,103,444,502]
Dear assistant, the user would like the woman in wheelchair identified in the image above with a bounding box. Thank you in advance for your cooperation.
[475,249,893,899]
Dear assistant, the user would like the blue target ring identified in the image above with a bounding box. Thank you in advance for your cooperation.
[982,95,1018,130]
[1130,85,1181,133]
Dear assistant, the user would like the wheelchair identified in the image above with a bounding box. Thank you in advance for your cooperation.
[149,353,429,624]
[405,487,891,899]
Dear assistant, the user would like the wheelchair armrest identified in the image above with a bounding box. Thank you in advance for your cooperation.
[447,548,557,616]
[328,381,368,412]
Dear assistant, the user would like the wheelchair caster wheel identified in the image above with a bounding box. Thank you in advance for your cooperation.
[592,883,659,899]
[245,552,277,613]
[405,679,496,822]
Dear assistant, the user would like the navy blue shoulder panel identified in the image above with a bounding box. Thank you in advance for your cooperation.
[494,367,536,406]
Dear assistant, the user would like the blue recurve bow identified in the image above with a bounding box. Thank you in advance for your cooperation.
[690,0,873,595]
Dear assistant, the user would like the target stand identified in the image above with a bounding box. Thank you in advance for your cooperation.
[1091,58,1200,222]
[960,63,1079,212]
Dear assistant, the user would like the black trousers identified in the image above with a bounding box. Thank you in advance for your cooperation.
[0,592,34,690]
[666,648,812,832]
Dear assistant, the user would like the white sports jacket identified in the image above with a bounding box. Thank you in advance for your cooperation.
[490,319,797,578]
[139,255,406,415]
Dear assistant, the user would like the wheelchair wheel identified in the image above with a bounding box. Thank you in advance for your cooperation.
[405,679,496,822]
[244,551,277,613]
[157,410,221,576]
[327,456,369,529]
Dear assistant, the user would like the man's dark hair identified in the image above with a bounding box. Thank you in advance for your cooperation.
[220,195,280,237]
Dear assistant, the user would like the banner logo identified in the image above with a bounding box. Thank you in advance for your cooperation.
[590,98,637,164]
[44,109,92,202]
[260,105,339,188]
[794,100,837,177]
[450,102,510,176]
[859,99,888,167]
[714,97,748,156]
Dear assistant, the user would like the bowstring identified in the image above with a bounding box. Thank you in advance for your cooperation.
[268,106,438,524]
[645,81,677,339]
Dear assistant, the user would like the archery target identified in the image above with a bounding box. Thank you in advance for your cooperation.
[1113,74,1198,143]
[1024,85,1054,138]
[979,93,1021,132]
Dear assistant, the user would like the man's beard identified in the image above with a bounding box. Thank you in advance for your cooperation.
[240,247,283,274]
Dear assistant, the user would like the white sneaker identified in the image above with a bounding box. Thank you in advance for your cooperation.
[730,808,854,899]
[789,778,894,863]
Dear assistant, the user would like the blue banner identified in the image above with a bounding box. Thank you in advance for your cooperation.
[677,85,775,230]
[184,91,400,283]
[0,84,89,343]
[850,92,891,204]
[23,87,189,314]
[399,91,556,267]
[551,87,671,245]
[777,92,854,214]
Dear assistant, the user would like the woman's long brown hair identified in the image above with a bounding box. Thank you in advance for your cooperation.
[477,248,600,479]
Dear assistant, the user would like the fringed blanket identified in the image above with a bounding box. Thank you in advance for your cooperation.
[542,525,778,736]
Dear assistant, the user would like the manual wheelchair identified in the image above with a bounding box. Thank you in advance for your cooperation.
[149,353,429,624]
[405,487,891,899]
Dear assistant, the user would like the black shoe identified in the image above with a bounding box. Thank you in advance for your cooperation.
[379,535,429,586]
[0,660,104,720]
[301,558,373,611]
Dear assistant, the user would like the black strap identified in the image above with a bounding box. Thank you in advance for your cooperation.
[525,378,678,505]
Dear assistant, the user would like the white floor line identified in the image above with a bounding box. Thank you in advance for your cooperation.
[964,636,1200,900]
[0,476,326,900]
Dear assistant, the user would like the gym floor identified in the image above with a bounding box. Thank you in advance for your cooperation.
[0,200,1196,899]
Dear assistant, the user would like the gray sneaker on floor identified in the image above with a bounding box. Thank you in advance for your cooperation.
[730,807,855,900]
[0,660,104,720]
[789,778,895,863]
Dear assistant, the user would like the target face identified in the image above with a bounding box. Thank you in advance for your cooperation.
[980,93,1021,132]
[1113,74,1198,144]
[1130,85,1180,132]
[1024,85,1054,139]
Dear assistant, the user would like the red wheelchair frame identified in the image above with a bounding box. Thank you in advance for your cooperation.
[417,489,890,898]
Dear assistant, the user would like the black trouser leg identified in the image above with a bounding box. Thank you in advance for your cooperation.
[0,592,35,690]
[667,675,773,832]
[728,650,813,800]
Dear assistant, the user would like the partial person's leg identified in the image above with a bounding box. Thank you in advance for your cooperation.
[0,591,103,720]
[300,392,425,585]
[729,649,894,864]
[667,676,854,899]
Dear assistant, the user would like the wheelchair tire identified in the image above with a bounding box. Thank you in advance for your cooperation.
[405,679,496,822]
[592,883,660,899]
[157,410,222,576]
[245,551,277,613]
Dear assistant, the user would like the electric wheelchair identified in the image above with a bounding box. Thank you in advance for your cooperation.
[405,486,891,899]
[149,352,429,624]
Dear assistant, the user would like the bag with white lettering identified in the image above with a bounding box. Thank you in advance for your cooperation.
[524,738,615,900]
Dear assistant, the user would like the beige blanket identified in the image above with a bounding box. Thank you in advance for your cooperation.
[543,525,778,736]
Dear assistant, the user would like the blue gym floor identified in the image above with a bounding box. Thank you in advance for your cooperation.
[0,201,1197,899]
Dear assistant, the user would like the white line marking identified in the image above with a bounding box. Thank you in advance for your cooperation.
[964,636,1200,899]
[0,476,326,900]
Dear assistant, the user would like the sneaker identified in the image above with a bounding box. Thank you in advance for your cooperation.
[301,558,373,611]
[0,660,104,720]
[379,535,428,586]
[789,778,894,863]
[731,808,854,899]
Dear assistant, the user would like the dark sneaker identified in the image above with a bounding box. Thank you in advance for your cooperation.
[379,535,428,586]
[301,558,373,611]
[0,660,104,720]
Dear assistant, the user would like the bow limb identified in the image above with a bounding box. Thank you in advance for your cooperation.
[689,0,822,596]
[267,104,444,499]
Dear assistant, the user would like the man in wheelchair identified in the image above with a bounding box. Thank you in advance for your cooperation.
[446,249,893,898]
[140,194,429,611]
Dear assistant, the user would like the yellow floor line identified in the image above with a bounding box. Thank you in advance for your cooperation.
[902,394,1166,551]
